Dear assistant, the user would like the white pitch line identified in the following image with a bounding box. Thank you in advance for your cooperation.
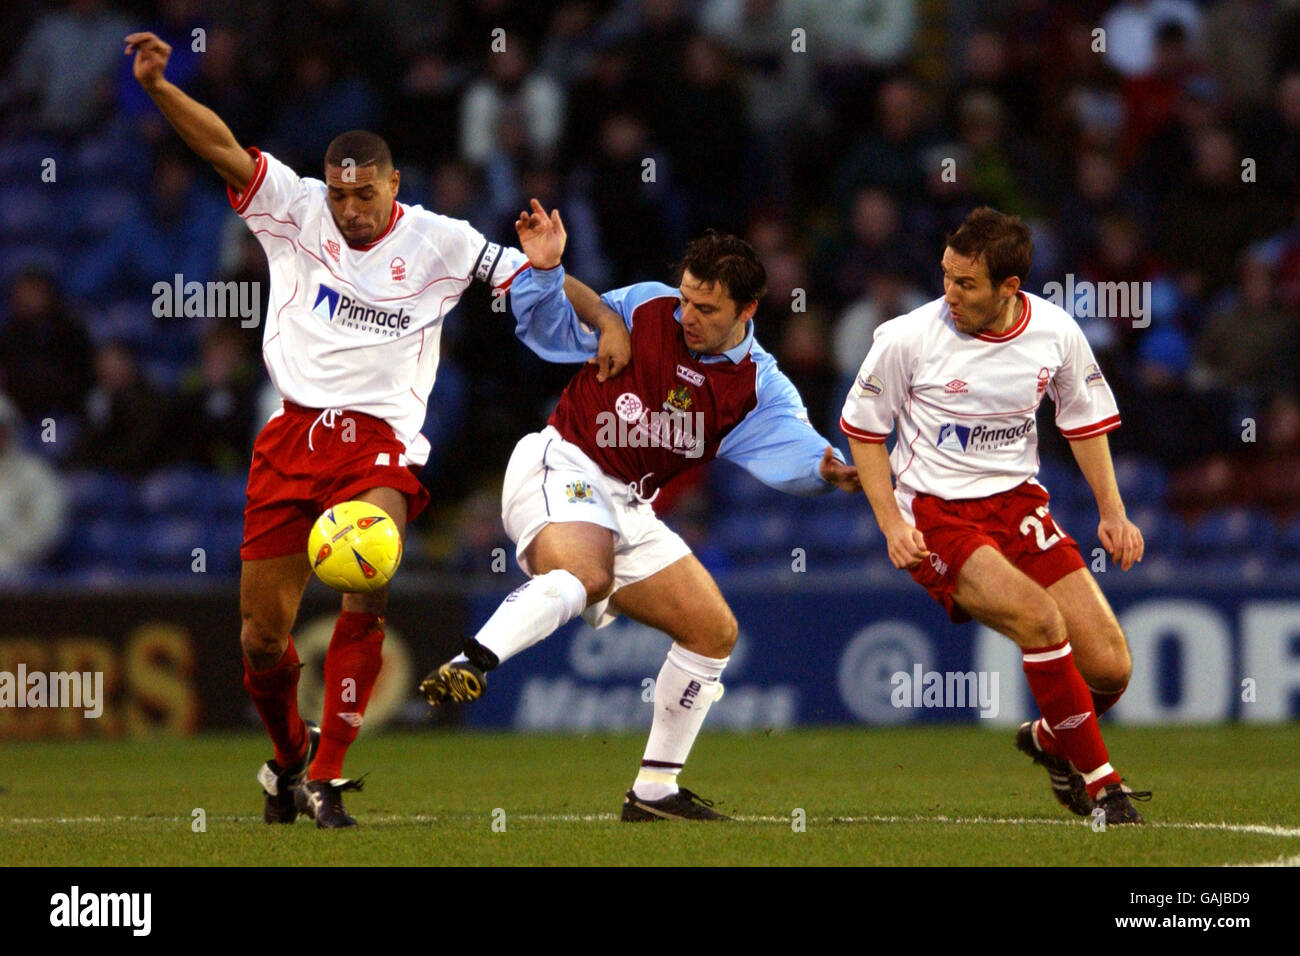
[2,812,1299,838]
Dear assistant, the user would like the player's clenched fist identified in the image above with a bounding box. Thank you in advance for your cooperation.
[1098,514,1144,571]
[125,32,171,91]
[882,521,930,570]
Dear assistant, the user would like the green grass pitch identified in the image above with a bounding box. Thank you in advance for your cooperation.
[1,725,1297,866]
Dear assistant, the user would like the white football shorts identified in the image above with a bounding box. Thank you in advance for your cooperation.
[500,426,691,628]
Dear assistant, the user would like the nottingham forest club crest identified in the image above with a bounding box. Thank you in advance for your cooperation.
[565,480,596,503]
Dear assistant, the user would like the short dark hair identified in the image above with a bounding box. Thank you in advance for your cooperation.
[946,206,1032,287]
[676,231,767,306]
[324,130,393,173]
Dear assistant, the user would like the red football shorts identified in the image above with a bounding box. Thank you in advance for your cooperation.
[907,480,1085,623]
[241,402,431,561]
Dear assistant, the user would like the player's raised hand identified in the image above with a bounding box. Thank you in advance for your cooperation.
[125,32,172,92]
[882,520,929,570]
[515,198,566,270]
[819,447,862,493]
[1098,514,1144,571]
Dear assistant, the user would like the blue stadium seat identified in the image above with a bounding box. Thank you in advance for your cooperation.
[1113,456,1167,508]
[71,132,149,188]
[139,518,206,572]
[0,137,63,181]
[82,518,151,570]
[713,511,793,565]
[1273,516,1300,564]
[138,468,213,516]
[64,186,140,239]
[0,186,54,242]
[206,474,250,518]
[1127,506,1185,558]
[1183,508,1276,560]
[65,471,138,522]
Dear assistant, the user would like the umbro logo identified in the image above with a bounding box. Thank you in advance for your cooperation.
[1053,712,1092,731]
[337,712,364,728]
[945,379,968,393]
[324,239,340,263]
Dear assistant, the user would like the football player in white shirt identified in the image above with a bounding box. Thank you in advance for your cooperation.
[841,207,1150,824]
[126,32,629,828]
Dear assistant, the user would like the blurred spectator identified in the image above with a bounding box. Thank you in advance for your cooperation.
[777,309,835,435]
[661,36,749,236]
[815,186,928,312]
[538,1,605,84]
[1203,0,1279,109]
[1191,253,1298,413]
[1,0,130,134]
[1100,0,1202,79]
[265,47,382,170]
[0,392,67,574]
[0,267,94,423]
[72,341,167,475]
[572,111,682,287]
[804,0,916,71]
[1055,147,1152,273]
[70,146,226,302]
[701,0,815,200]
[1159,125,1277,300]
[167,324,259,473]
[1120,19,1203,163]
[835,75,939,206]
[183,26,271,150]
[392,50,468,170]
[459,38,564,167]
[953,89,1048,218]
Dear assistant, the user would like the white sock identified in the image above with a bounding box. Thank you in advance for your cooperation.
[633,644,728,801]
[468,569,588,667]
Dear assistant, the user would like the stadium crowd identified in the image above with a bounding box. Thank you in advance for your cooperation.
[2,0,1299,577]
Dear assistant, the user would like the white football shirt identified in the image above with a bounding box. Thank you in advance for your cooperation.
[840,291,1119,510]
[229,148,528,466]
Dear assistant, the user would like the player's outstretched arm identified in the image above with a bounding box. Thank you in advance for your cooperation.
[847,437,928,569]
[125,32,255,192]
[514,198,630,381]
[1067,433,1144,571]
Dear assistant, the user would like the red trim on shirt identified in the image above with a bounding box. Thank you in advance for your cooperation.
[840,416,888,443]
[228,147,268,215]
[1060,414,1121,440]
[350,202,403,251]
[496,261,531,290]
[974,291,1032,342]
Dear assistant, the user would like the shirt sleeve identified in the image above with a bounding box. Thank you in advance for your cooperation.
[509,270,673,363]
[839,317,912,443]
[226,148,308,229]
[1051,320,1121,440]
[716,350,843,496]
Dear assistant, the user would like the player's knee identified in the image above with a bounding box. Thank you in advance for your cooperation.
[240,614,288,668]
[1093,631,1132,689]
[1021,599,1067,649]
[574,565,614,603]
[711,611,739,657]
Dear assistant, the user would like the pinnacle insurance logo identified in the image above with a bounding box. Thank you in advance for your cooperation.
[936,419,1034,452]
[312,284,412,338]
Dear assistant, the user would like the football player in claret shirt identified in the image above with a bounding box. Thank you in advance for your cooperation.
[126,32,629,828]
[421,201,862,821]
[841,206,1150,824]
